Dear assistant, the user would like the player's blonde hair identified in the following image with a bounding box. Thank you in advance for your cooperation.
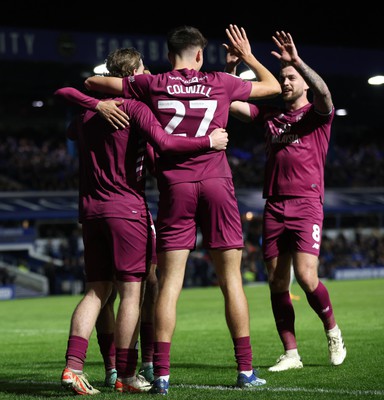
[105,47,143,77]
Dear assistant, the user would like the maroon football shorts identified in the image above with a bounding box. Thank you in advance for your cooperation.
[156,177,244,252]
[82,216,151,282]
[262,197,324,261]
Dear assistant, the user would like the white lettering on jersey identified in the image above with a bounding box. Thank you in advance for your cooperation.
[166,84,212,98]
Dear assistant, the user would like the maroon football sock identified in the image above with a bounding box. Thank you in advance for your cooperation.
[65,335,88,371]
[140,322,154,363]
[305,281,335,330]
[153,342,171,377]
[116,348,138,379]
[233,336,253,371]
[97,332,116,371]
[271,291,297,350]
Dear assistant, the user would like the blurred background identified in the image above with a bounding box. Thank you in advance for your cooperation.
[0,4,383,298]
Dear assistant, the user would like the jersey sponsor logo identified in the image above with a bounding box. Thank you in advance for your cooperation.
[271,134,300,144]
[312,243,320,249]
[269,122,300,144]
[168,75,208,84]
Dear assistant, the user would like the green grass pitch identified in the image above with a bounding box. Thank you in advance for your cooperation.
[0,278,383,399]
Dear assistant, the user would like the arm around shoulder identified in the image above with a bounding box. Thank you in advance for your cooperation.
[84,76,124,95]
[54,87,100,110]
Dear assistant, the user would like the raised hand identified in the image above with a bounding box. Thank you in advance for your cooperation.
[224,24,252,61]
[271,31,299,64]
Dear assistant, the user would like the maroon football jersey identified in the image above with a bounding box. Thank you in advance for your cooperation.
[249,103,334,200]
[122,69,252,186]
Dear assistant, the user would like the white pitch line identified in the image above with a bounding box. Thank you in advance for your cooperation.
[2,380,383,397]
[175,383,384,397]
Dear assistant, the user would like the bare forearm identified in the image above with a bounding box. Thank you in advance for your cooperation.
[244,54,281,99]
[243,54,273,81]
[292,58,329,96]
[293,58,333,111]
[84,76,123,95]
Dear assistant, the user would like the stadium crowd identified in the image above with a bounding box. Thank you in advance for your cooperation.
[0,128,383,191]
